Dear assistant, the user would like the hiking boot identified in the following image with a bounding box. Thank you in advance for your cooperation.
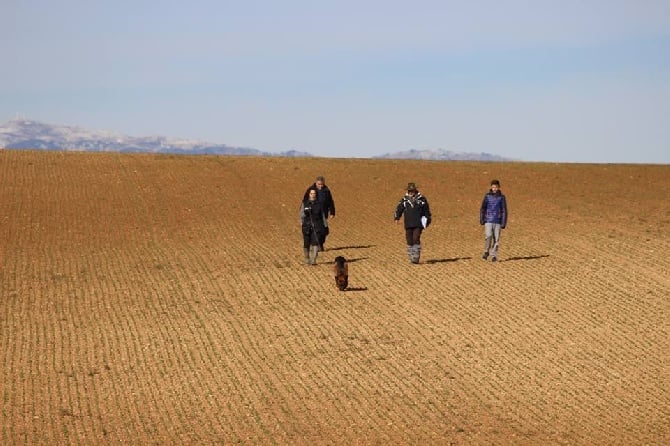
[491,256,497,262]
[482,252,489,260]
[309,245,319,265]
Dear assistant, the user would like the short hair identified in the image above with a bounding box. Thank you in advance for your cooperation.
[490,179,500,186]
[315,176,325,183]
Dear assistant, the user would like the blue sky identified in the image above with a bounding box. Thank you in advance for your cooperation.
[2,0,669,163]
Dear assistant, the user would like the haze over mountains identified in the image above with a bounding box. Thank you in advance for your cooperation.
[0,119,512,161]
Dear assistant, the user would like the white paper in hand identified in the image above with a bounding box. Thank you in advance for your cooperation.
[421,216,428,228]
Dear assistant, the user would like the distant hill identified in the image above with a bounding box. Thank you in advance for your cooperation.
[0,119,311,157]
[374,148,514,162]
[1,119,513,161]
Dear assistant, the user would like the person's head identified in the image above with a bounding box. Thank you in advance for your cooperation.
[315,176,326,189]
[490,179,500,192]
[308,189,318,201]
[407,182,418,196]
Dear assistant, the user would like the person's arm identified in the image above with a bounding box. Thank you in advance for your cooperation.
[394,200,404,222]
[299,202,306,224]
[422,199,432,227]
[329,192,336,217]
[501,196,507,229]
[480,196,487,225]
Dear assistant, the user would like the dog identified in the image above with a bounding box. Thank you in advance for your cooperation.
[333,256,348,291]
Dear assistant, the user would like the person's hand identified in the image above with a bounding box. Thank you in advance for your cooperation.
[394,219,399,224]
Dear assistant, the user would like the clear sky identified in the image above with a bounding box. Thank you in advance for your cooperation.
[2,0,669,163]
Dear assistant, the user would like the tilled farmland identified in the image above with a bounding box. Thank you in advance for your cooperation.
[1,150,668,445]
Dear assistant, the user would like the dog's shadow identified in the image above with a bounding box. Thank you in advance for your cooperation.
[341,286,368,292]
[426,257,472,264]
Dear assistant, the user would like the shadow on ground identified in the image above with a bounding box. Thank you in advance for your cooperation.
[323,257,368,265]
[503,255,550,262]
[326,245,375,251]
[425,257,472,264]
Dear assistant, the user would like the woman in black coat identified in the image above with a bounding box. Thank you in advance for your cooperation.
[300,189,326,265]
[302,176,335,250]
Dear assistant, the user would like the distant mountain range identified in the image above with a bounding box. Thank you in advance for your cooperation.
[0,119,513,161]
[0,119,310,157]
[373,148,512,161]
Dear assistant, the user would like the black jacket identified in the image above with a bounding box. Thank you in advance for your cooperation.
[394,193,431,229]
[303,184,335,218]
[300,199,326,234]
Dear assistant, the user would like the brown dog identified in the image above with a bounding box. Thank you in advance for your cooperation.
[333,256,348,291]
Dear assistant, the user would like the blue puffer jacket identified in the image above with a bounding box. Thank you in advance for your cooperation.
[480,190,507,227]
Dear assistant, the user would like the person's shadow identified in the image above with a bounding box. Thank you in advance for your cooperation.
[324,257,368,264]
[425,257,472,264]
[502,255,550,262]
[327,245,375,251]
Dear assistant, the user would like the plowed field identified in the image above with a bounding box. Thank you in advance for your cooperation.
[1,150,668,445]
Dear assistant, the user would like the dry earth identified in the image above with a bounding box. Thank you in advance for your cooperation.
[1,150,668,445]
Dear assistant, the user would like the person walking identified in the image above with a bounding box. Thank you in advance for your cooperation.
[479,179,508,262]
[394,182,431,264]
[303,176,335,250]
[300,189,326,265]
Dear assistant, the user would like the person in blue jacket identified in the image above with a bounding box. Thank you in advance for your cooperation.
[394,182,431,264]
[480,179,508,262]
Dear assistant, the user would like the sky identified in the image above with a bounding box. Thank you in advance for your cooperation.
[2,0,669,163]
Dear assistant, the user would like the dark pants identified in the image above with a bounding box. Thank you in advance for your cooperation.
[303,228,323,248]
[404,227,422,245]
[320,225,329,246]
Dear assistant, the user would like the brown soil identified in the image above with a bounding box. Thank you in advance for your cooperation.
[1,150,668,445]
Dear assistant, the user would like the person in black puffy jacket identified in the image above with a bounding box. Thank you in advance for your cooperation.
[394,182,431,264]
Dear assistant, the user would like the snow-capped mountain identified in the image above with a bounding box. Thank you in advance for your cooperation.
[374,148,513,161]
[0,118,513,161]
[0,119,312,157]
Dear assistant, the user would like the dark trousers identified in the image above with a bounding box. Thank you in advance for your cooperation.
[303,229,322,248]
[404,227,422,245]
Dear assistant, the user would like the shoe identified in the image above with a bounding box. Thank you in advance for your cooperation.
[491,256,497,262]
[482,252,489,260]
